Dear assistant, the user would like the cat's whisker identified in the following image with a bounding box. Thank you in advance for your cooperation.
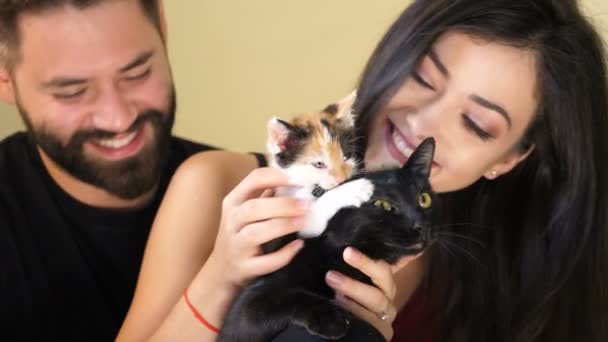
[434,221,485,229]
[437,239,482,266]
[435,232,485,248]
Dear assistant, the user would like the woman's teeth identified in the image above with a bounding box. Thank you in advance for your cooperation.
[392,128,414,158]
[96,130,137,149]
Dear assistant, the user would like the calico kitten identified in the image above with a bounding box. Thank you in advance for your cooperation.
[266,92,359,210]
[218,138,437,342]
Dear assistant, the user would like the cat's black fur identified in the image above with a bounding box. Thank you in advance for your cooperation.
[218,138,437,342]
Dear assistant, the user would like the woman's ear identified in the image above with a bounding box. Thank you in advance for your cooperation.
[484,145,535,180]
[0,66,16,104]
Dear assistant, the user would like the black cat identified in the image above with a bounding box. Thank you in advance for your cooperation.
[218,138,437,342]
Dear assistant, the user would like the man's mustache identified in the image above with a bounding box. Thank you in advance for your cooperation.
[68,110,164,145]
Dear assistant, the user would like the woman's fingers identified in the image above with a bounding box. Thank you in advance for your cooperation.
[223,167,296,207]
[325,270,389,317]
[335,294,395,341]
[342,247,398,299]
[231,197,308,232]
[238,216,305,246]
[242,239,305,277]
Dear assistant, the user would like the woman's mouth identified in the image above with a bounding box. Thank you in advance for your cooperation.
[385,120,440,168]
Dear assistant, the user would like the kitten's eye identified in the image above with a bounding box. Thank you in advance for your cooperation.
[418,192,432,209]
[373,199,393,211]
[311,161,326,169]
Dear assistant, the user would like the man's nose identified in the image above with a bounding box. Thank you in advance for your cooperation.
[92,88,137,132]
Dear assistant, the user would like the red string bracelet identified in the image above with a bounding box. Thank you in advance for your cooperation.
[183,287,220,334]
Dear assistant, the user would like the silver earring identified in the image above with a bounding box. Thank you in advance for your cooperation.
[491,170,498,178]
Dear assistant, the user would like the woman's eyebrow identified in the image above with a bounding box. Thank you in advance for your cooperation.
[469,94,513,129]
[428,48,450,78]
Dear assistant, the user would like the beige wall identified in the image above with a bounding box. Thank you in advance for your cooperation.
[1,0,607,152]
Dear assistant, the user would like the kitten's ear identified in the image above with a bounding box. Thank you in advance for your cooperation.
[336,90,357,126]
[266,117,293,154]
[322,90,357,126]
[403,137,435,180]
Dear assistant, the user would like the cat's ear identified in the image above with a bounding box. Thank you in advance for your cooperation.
[403,137,435,180]
[266,117,293,154]
[322,90,357,126]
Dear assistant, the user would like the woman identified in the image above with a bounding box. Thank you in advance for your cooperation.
[118,0,608,341]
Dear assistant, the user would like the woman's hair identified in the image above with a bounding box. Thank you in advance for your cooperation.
[354,0,608,341]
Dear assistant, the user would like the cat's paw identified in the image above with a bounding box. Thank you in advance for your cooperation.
[338,178,375,208]
[292,304,350,340]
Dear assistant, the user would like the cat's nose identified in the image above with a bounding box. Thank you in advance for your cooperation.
[413,224,431,241]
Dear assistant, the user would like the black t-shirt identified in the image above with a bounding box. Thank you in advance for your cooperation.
[0,132,214,340]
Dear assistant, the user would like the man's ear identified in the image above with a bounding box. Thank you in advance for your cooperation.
[157,0,168,44]
[484,145,535,180]
[0,65,16,104]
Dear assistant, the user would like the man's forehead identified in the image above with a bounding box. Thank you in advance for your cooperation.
[15,0,161,76]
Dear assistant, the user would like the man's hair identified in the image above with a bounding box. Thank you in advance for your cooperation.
[0,0,161,68]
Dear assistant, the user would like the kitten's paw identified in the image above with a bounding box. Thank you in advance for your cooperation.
[292,305,350,339]
[339,179,374,208]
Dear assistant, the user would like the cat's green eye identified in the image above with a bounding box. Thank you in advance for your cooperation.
[418,192,432,209]
[373,199,393,211]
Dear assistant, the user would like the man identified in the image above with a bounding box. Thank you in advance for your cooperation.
[0,1,224,339]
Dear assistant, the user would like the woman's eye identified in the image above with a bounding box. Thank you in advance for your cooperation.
[53,89,86,100]
[411,72,435,91]
[462,114,494,141]
[311,161,326,169]
[124,68,151,81]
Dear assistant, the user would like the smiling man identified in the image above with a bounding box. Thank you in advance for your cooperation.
[0,1,217,339]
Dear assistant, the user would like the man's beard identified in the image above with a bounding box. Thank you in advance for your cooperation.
[19,90,176,200]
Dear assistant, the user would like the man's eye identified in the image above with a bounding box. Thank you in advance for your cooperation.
[124,68,151,81]
[53,89,86,100]
[462,114,494,141]
[411,72,435,91]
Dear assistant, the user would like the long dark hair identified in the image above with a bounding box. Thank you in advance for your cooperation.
[354,1,608,341]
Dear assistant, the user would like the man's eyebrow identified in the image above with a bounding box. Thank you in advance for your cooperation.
[470,94,513,128]
[428,48,449,78]
[119,50,154,72]
[41,51,155,89]
[41,77,86,89]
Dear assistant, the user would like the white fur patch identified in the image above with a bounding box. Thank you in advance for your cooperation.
[299,178,375,238]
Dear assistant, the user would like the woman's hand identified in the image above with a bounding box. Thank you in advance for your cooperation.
[207,167,309,290]
[325,247,418,341]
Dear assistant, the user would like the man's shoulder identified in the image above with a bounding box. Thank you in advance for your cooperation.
[169,135,218,161]
[0,132,31,183]
[170,135,218,153]
[0,132,29,159]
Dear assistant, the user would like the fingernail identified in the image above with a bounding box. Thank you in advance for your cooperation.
[287,174,305,187]
[335,293,348,303]
[292,239,304,250]
[292,216,305,227]
[326,271,343,286]
[344,247,359,262]
[298,199,311,211]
